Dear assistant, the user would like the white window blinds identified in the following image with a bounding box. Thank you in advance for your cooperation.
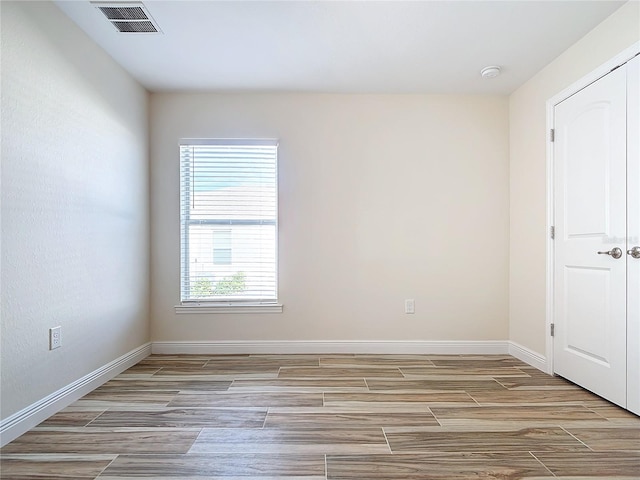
[179,139,278,303]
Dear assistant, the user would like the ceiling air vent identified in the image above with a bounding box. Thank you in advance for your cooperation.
[91,2,162,34]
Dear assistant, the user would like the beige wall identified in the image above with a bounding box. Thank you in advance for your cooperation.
[150,94,510,342]
[509,1,640,355]
[0,1,150,419]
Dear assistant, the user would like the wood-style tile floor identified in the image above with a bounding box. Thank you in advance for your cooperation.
[2,354,639,479]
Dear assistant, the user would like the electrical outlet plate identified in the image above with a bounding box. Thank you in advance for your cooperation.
[404,299,415,314]
[50,326,62,350]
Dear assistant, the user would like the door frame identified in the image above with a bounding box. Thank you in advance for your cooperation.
[545,42,640,376]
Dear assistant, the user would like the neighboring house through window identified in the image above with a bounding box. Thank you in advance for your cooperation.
[213,229,232,265]
[179,139,278,305]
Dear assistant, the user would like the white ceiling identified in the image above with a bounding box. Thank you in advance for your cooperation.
[54,0,627,94]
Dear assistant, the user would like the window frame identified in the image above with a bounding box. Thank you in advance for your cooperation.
[176,138,282,314]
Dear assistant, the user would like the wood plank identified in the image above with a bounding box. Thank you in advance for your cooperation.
[74,391,178,407]
[229,378,368,392]
[190,427,390,454]
[564,427,640,451]
[366,378,507,391]
[278,367,404,378]
[386,427,589,453]
[400,366,530,377]
[430,405,608,426]
[319,355,435,367]
[0,455,114,479]
[1,430,200,454]
[88,407,267,428]
[326,452,550,479]
[468,389,603,405]
[532,451,640,476]
[323,391,476,407]
[37,407,106,427]
[264,410,438,429]
[93,379,231,392]
[101,453,325,477]
[430,358,529,368]
[168,392,324,408]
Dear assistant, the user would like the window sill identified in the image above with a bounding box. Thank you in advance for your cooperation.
[175,303,283,314]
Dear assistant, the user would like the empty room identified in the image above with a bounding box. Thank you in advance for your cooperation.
[1,0,639,478]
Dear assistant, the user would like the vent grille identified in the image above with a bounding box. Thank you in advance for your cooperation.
[112,20,157,33]
[99,6,147,20]
[92,2,161,34]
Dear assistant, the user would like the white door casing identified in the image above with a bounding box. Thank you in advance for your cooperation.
[553,65,628,407]
[627,54,640,415]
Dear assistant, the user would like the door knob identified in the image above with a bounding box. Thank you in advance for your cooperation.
[597,247,623,259]
[628,246,640,259]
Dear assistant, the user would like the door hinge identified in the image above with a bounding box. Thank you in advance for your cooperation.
[550,323,555,337]
[550,128,555,142]
[550,226,555,239]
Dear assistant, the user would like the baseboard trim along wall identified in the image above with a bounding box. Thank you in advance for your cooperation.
[0,343,152,447]
[152,340,516,356]
[508,341,548,373]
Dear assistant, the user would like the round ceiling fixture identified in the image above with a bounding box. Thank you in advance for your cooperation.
[481,66,501,79]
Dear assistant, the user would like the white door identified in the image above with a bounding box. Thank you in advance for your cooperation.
[553,65,628,407]
[627,55,640,415]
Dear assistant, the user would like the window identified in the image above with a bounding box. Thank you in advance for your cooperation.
[179,139,279,308]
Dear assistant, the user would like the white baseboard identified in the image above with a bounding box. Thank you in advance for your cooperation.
[0,343,151,447]
[151,340,509,355]
[508,341,547,372]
